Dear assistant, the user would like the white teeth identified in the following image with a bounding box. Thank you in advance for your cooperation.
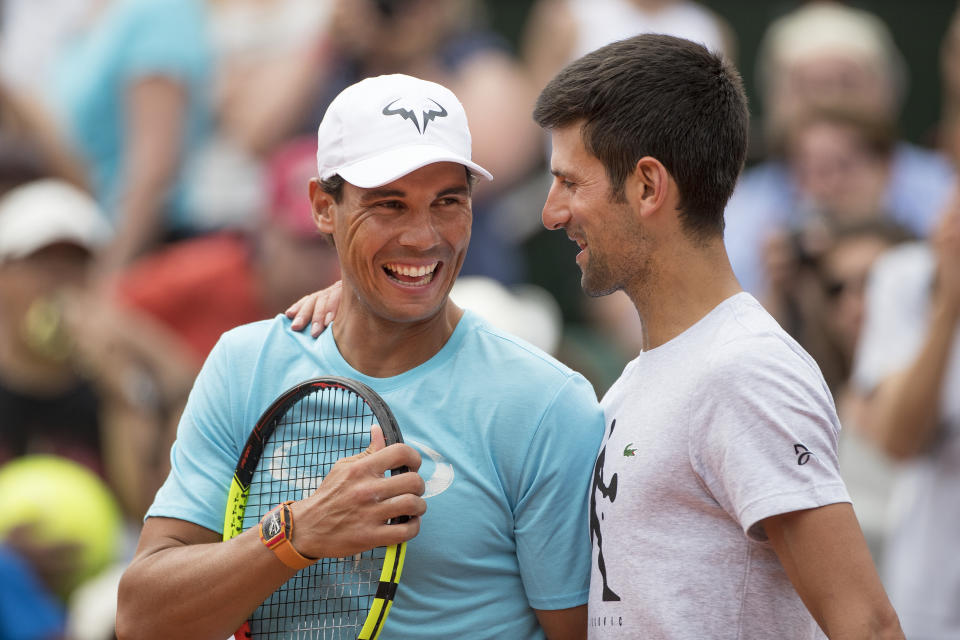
[385,262,438,277]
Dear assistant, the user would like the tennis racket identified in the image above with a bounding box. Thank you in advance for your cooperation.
[222,376,408,639]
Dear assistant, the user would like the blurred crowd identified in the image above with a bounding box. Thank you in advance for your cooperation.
[0,0,957,638]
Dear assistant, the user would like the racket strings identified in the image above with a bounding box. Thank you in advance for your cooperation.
[245,386,382,638]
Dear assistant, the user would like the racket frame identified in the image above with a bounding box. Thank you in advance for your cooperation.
[223,376,407,640]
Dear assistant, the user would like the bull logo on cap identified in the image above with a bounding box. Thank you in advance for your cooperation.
[382,98,448,134]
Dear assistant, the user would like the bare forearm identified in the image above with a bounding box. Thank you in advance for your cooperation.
[117,445,425,639]
[868,299,959,459]
[819,614,904,640]
[102,188,169,271]
[536,604,587,640]
[116,524,295,639]
[764,504,903,640]
[100,77,185,272]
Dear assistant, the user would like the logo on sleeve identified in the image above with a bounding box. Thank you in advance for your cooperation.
[793,443,816,465]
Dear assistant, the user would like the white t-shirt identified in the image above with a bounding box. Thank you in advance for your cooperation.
[852,242,960,639]
[588,293,850,639]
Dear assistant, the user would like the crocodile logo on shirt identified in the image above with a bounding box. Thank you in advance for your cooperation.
[623,443,637,457]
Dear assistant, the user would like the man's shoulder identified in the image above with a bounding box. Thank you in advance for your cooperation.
[456,313,601,413]
[702,295,824,389]
[465,313,581,382]
[214,315,313,363]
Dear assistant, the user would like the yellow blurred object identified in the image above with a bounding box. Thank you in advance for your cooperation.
[20,296,71,362]
[0,455,122,597]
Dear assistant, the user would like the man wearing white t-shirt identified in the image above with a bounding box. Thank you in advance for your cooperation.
[287,34,905,640]
[534,34,903,639]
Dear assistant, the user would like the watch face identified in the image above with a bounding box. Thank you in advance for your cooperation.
[265,511,283,539]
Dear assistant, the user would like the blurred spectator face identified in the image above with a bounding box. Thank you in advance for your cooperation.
[0,244,93,363]
[774,54,893,129]
[788,117,890,224]
[820,233,893,359]
[0,243,91,303]
[759,3,903,147]
[0,180,109,361]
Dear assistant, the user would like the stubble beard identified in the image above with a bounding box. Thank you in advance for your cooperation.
[580,205,651,299]
[581,253,621,298]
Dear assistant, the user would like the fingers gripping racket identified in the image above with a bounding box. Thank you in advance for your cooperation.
[222,377,408,639]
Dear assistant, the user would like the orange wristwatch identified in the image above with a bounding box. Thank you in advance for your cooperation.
[259,501,316,570]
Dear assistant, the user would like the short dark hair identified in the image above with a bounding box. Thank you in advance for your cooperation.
[533,34,749,241]
[319,174,346,203]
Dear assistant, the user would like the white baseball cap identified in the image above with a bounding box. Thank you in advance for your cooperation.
[0,179,112,263]
[316,74,493,188]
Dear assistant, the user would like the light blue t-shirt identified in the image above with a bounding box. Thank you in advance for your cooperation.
[148,311,604,638]
[50,0,212,230]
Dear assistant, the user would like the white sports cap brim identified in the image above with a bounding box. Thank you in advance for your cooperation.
[337,143,493,189]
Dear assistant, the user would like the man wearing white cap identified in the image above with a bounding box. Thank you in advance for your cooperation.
[0,176,198,520]
[0,179,113,475]
[118,74,603,639]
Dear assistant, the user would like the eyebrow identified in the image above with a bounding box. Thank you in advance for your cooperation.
[437,185,470,198]
[359,188,405,203]
[358,184,470,204]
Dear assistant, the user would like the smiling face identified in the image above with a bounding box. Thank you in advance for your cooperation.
[542,125,649,298]
[313,162,471,327]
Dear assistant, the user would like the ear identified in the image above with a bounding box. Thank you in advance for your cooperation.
[309,178,336,235]
[630,157,671,220]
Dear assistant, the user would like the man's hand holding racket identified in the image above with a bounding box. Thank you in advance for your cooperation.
[291,425,425,560]
[118,400,425,640]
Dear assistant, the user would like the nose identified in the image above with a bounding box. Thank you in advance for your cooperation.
[397,206,443,250]
[541,181,569,231]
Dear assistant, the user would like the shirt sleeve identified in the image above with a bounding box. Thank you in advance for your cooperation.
[146,332,244,533]
[689,338,851,541]
[513,373,605,610]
